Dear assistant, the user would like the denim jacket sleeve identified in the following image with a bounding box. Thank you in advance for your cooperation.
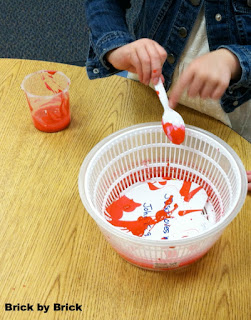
[84,0,251,112]
[218,44,251,112]
[84,0,135,79]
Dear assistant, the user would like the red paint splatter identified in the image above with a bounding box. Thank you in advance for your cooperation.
[147,181,167,190]
[105,170,213,238]
[178,209,202,216]
[111,216,155,237]
[163,176,172,180]
[165,195,173,206]
[147,182,160,190]
[153,69,157,73]
[162,120,185,145]
[42,71,64,94]
[47,70,57,75]
[106,195,179,237]
[118,248,209,270]
[106,195,141,221]
[179,181,202,202]
[156,91,159,95]
[44,81,56,93]
[107,168,214,208]
[26,94,33,111]
[155,203,178,222]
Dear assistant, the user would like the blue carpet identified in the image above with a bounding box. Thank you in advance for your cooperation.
[0,1,89,66]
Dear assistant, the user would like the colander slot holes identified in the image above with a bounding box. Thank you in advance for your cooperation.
[114,141,130,190]
[179,148,190,181]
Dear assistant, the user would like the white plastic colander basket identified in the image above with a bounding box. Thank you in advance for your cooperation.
[78,123,247,270]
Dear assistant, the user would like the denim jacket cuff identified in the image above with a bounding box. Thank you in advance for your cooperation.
[94,31,135,68]
[86,31,135,79]
[217,45,251,112]
[86,59,121,79]
[218,45,251,89]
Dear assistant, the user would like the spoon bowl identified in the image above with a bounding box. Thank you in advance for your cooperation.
[154,78,185,144]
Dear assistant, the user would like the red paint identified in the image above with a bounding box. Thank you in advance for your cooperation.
[116,248,209,270]
[109,216,155,237]
[156,91,159,95]
[106,195,141,221]
[106,194,179,237]
[163,176,172,180]
[107,167,175,197]
[31,92,70,132]
[147,182,160,190]
[47,70,57,75]
[44,81,56,93]
[155,203,178,222]
[162,120,185,145]
[105,169,215,239]
[165,195,173,206]
[147,180,167,190]
[106,196,153,237]
[42,71,64,94]
[153,69,157,73]
[178,209,202,216]
[107,170,211,209]
[147,181,167,190]
[26,94,33,111]
[179,181,202,202]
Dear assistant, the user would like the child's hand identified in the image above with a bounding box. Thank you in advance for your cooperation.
[248,171,251,192]
[106,39,167,86]
[169,49,241,108]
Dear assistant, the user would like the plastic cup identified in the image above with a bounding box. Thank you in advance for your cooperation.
[21,70,71,132]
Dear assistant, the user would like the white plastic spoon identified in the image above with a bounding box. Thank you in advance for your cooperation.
[154,78,185,144]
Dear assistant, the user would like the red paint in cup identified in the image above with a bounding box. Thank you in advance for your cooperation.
[21,70,71,132]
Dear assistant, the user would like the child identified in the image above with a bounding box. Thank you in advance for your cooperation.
[84,0,251,190]
[248,171,251,191]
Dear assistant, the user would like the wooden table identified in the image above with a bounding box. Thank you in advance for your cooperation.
[0,59,250,320]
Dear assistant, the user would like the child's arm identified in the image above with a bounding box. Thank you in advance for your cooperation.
[84,0,135,78]
[169,49,241,108]
[248,172,251,192]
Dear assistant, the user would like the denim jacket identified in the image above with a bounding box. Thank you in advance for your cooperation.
[84,0,251,113]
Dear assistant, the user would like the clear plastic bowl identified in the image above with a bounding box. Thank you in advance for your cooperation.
[78,123,247,271]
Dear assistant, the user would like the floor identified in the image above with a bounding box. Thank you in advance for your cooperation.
[0,1,88,66]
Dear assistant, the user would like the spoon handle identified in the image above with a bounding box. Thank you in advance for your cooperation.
[154,78,169,111]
